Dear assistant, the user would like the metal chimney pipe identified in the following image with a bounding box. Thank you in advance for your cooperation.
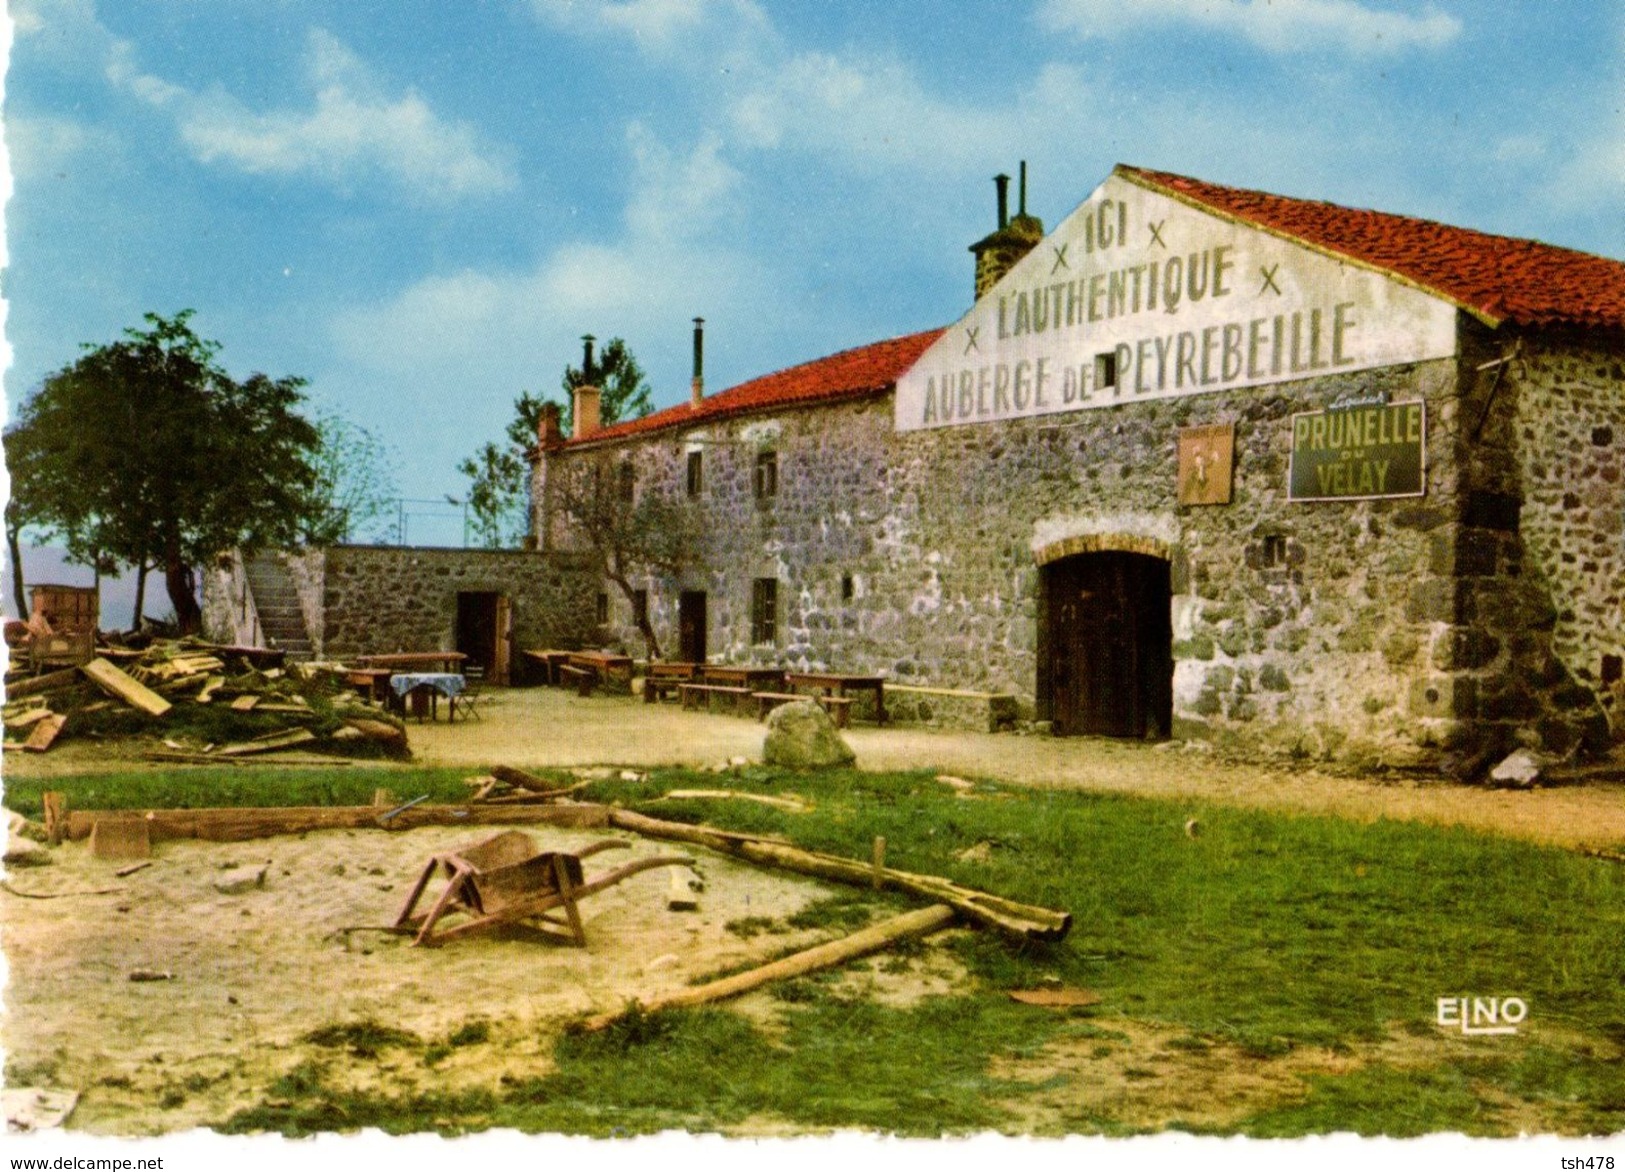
[691,317,705,407]
[1019,161,1027,217]
[581,334,596,382]
[994,174,1010,230]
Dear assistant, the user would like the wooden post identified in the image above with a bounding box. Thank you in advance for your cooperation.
[42,792,65,847]
[373,788,395,809]
[872,836,886,889]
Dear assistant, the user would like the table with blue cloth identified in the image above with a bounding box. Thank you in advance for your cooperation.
[389,672,467,722]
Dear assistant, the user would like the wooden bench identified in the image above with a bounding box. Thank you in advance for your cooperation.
[558,663,597,697]
[679,683,754,714]
[753,691,854,728]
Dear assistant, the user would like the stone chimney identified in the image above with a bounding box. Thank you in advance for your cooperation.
[691,317,705,407]
[537,401,564,451]
[969,161,1044,301]
[529,405,566,552]
[573,334,601,439]
[573,386,601,439]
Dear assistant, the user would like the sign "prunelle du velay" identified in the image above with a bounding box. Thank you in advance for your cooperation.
[1288,392,1426,501]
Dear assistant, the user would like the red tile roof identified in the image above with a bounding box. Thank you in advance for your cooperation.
[1120,165,1625,330]
[567,327,946,447]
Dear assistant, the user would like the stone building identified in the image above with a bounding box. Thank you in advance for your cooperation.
[203,545,594,683]
[541,162,1625,768]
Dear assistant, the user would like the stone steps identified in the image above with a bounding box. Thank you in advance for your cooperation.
[244,555,314,660]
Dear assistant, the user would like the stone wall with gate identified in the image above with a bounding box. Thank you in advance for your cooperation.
[205,545,597,668]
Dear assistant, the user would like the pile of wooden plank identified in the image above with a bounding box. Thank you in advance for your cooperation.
[2,638,406,760]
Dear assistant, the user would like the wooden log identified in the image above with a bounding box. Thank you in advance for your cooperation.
[90,818,151,860]
[605,808,1071,943]
[80,657,172,716]
[6,666,84,699]
[214,728,317,756]
[63,801,611,843]
[22,713,67,753]
[491,764,564,792]
[5,706,55,731]
[660,789,812,812]
[582,904,956,1031]
[667,866,699,910]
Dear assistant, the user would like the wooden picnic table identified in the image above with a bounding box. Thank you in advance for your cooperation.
[703,665,786,690]
[643,660,700,703]
[568,651,634,685]
[784,671,889,725]
[389,672,468,723]
[646,661,701,681]
[356,651,469,674]
[343,666,395,702]
[522,649,575,686]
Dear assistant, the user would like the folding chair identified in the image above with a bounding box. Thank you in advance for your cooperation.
[393,830,693,947]
[456,662,486,721]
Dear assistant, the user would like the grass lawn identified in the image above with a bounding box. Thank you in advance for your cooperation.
[7,763,1624,1136]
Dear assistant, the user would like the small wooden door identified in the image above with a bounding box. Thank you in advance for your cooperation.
[456,592,503,681]
[1042,553,1171,739]
[679,591,707,664]
[492,595,512,685]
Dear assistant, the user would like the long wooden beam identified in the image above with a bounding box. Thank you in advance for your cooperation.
[605,808,1071,943]
[64,801,610,843]
[582,904,957,1031]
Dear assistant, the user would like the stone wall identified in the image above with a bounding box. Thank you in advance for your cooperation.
[207,545,596,664]
[1495,328,1625,747]
[317,545,596,661]
[541,320,1623,766]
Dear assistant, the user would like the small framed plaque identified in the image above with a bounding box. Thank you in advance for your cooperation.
[1178,423,1235,506]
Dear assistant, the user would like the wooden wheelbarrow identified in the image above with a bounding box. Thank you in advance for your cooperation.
[393,829,693,947]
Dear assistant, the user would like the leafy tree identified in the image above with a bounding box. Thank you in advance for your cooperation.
[454,336,654,550]
[559,336,654,430]
[455,441,528,550]
[302,413,399,545]
[553,457,701,659]
[5,311,323,634]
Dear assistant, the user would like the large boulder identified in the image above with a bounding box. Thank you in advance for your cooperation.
[762,699,855,769]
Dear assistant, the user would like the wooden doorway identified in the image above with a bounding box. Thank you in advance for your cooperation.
[678,591,707,664]
[456,592,512,684]
[1041,552,1172,739]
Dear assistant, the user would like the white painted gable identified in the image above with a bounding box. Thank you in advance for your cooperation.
[894,171,1459,432]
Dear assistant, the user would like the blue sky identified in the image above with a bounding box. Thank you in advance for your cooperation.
[5,0,1624,533]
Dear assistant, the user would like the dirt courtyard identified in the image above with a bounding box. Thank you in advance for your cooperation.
[397,687,1625,851]
[5,684,1624,1136]
[3,818,857,1134]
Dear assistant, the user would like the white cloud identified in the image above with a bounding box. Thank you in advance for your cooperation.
[328,126,757,405]
[529,0,767,53]
[5,114,120,181]
[1037,0,1461,55]
[108,28,516,199]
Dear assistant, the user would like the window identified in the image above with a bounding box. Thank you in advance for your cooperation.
[754,451,778,500]
[840,574,854,602]
[686,451,703,497]
[632,589,649,628]
[1094,351,1118,391]
[595,592,609,624]
[1261,534,1288,567]
[617,462,635,503]
[750,578,778,645]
